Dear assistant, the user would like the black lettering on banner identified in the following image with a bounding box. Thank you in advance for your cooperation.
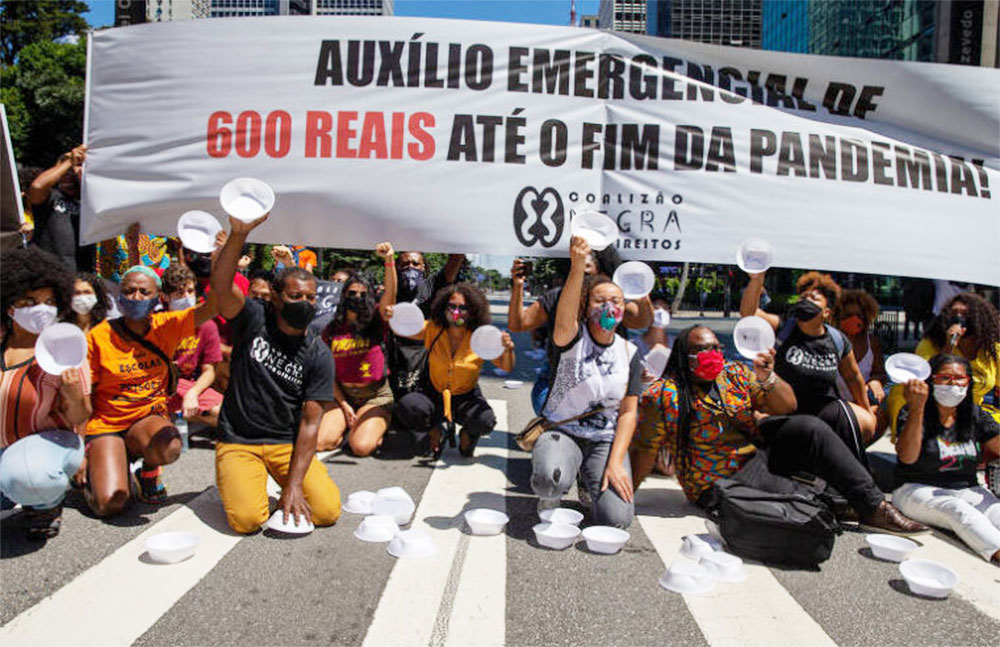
[841,138,868,182]
[477,115,503,162]
[532,49,571,95]
[674,125,703,170]
[581,123,603,169]
[685,63,714,101]
[314,40,343,85]
[424,43,444,88]
[505,112,526,164]
[407,35,423,87]
[871,142,893,186]
[853,86,884,119]
[895,145,933,190]
[705,127,736,172]
[447,43,462,88]
[823,82,855,116]
[749,129,777,173]
[376,40,405,86]
[764,74,796,109]
[777,131,806,177]
[809,135,837,179]
[597,53,626,100]
[574,51,596,98]
[718,67,745,104]
[629,55,658,100]
[602,124,617,170]
[347,40,376,86]
[447,115,477,161]
[539,119,567,167]
[661,56,684,100]
[970,159,991,198]
[508,47,530,92]
[948,156,979,197]
[932,152,950,193]
[465,45,493,90]
[791,77,817,111]
[620,124,659,170]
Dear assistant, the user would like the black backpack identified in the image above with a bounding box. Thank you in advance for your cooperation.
[707,476,841,568]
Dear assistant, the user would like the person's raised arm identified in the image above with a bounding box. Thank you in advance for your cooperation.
[895,380,927,464]
[442,254,465,284]
[376,242,396,319]
[552,237,590,348]
[28,147,82,205]
[206,214,269,323]
[508,258,529,332]
[492,331,516,372]
[739,272,780,331]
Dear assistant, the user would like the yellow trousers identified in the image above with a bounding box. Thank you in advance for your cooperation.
[215,442,341,534]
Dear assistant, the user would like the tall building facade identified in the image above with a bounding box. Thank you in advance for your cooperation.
[580,14,600,28]
[599,0,648,34]
[761,0,997,66]
[646,0,763,48]
[313,0,393,15]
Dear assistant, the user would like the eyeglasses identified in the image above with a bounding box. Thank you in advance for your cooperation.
[931,374,970,386]
[447,304,469,312]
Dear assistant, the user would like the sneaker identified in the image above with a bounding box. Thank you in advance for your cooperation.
[24,506,62,540]
[537,498,561,516]
[134,466,168,505]
[859,501,929,536]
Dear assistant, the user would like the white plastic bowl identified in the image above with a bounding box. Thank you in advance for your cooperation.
[644,346,670,380]
[470,325,504,360]
[533,522,581,550]
[34,323,88,376]
[612,261,656,299]
[387,529,437,558]
[680,534,723,561]
[145,531,200,564]
[539,508,585,526]
[219,177,275,223]
[700,551,747,582]
[372,497,415,526]
[389,302,425,337]
[736,238,773,274]
[581,526,630,554]
[866,534,917,562]
[733,316,776,360]
[885,353,932,384]
[354,514,399,543]
[570,211,618,251]
[659,562,714,594]
[464,508,510,536]
[504,380,524,389]
[899,559,958,598]
[176,210,222,254]
[266,509,315,534]
[343,490,377,515]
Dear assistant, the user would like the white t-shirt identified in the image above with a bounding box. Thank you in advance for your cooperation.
[542,325,642,443]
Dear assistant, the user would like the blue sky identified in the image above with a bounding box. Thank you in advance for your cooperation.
[84,0,602,28]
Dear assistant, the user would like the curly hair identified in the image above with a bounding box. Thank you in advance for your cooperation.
[925,292,1000,359]
[161,264,196,296]
[796,271,841,309]
[326,273,382,340]
[429,282,491,330]
[74,272,109,325]
[1,247,75,329]
[835,289,880,324]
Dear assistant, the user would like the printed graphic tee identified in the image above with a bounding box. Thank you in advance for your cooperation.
[324,318,387,384]
[218,299,335,445]
[894,406,999,489]
[173,320,223,380]
[31,187,79,271]
[542,325,642,443]
[774,325,852,414]
[86,309,195,435]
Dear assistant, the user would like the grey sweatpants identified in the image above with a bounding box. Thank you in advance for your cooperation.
[530,430,634,528]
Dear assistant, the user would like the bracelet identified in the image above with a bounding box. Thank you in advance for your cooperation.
[760,372,778,392]
[384,260,395,267]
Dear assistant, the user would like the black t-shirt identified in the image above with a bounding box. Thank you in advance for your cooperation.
[774,324,851,415]
[386,269,451,396]
[218,299,335,444]
[894,406,1000,489]
[31,187,79,270]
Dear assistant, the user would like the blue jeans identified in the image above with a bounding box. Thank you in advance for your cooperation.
[531,364,550,416]
[0,430,84,510]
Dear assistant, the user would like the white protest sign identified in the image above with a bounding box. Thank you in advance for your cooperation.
[82,17,999,284]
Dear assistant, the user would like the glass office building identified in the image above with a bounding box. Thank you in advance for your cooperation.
[646,0,763,48]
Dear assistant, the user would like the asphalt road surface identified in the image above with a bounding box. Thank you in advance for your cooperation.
[2,301,998,647]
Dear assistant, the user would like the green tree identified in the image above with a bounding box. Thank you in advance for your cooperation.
[3,37,87,166]
[1,0,89,66]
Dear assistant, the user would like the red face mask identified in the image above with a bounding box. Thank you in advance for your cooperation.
[840,315,865,336]
[690,349,725,381]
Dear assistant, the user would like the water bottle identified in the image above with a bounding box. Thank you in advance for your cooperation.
[175,413,189,453]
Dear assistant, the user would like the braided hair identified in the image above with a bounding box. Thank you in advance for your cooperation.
[662,325,711,473]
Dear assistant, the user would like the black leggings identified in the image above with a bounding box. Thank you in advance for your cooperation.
[748,414,883,514]
[813,397,869,470]
[394,386,496,447]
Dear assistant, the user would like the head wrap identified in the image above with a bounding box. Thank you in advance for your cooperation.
[121,265,162,288]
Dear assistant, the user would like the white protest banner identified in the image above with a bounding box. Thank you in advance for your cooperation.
[82,17,999,285]
[1,104,25,251]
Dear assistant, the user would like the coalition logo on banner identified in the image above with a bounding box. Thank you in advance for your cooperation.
[82,17,1000,285]
[513,186,564,248]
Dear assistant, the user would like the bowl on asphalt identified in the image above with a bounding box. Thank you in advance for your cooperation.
[899,559,958,598]
[464,508,510,536]
[581,526,630,555]
[866,534,917,562]
[539,508,585,526]
[343,490,376,515]
[266,510,315,535]
[699,551,747,582]
[659,562,714,594]
[354,515,399,543]
[145,531,200,564]
[387,529,437,558]
[533,522,581,550]
[680,533,723,561]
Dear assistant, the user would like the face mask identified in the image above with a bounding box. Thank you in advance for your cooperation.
[652,308,670,329]
[690,349,725,382]
[280,299,316,330]
[343,294,365,312]
[447,306,466,327]
[932,384,967,407]
[117,294,158,320]
[840,315,865,336]
[71,294,98,315]
[169,295,196,311]
[399,267,424,298]
[790,298,823,322]
[185,252,212,278]
[947,314,967,328]
[11,304,58,334]
[590,302,623,331]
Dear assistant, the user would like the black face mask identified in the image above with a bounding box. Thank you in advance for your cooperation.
[185,251,212,278]
[790,298,823,322]
[280,299,316,330]
[343,294,365,312]
[398,267,424,300]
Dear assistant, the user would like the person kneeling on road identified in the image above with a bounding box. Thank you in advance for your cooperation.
[211,214,340,534]
[631,324,929,536]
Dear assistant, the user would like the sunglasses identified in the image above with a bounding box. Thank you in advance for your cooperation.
[931,374,970,386]
[447,304,469,312]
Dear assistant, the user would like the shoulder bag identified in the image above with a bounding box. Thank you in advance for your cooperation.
[111,319,180,395]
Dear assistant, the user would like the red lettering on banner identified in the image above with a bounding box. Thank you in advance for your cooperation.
[265,111,292,158]
[306,110,333,157]
[337,111,359,158]
[207,111,233,158]
[408,112,435,161]
[359,111,388,159]
[391,112,405,159]
[235,111,262,158]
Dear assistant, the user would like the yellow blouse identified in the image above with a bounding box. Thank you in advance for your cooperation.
[423,322,483,418]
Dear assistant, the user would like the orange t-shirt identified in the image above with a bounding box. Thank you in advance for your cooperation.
[86,310,195,435]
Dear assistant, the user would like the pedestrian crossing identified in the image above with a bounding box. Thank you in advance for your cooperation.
[2,397,999,646]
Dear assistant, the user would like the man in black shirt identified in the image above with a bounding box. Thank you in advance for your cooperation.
[211,213,340,534]
[28,145,94,271]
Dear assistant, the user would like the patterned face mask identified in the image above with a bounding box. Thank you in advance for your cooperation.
[589,302,623,331]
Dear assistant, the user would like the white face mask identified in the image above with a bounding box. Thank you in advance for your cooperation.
[652,308,671,329]
[72,294,98,315]
[11,304,58,334]
[169,295,196,311]
[932,384,967,408]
